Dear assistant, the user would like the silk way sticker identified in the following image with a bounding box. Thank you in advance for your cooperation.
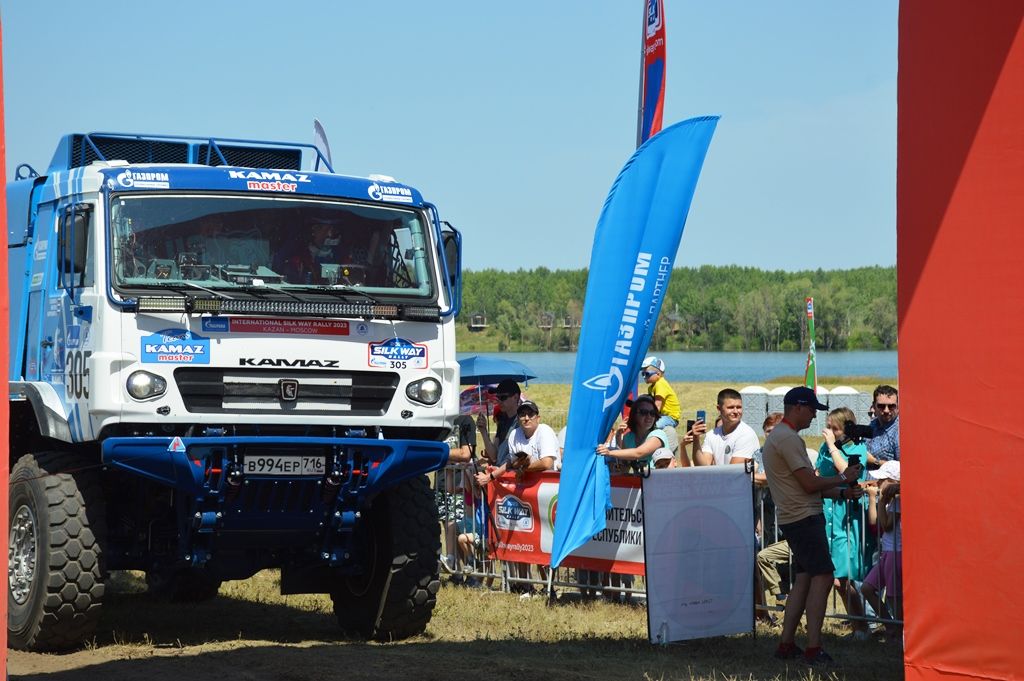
[142,329,210,364]
[367,337,428,369]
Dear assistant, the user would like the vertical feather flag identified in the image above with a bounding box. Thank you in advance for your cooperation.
[550,117,718,569]
[638,0,667,146]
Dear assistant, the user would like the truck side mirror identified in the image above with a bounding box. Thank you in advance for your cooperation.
[439,221,462,318]
[442,228,460,288]
[59,204,92,291]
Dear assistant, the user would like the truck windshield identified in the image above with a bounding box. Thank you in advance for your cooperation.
[109,194,435,299]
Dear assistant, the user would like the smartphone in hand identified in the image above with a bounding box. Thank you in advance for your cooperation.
[686,419,696,432]
[696,410,706,424]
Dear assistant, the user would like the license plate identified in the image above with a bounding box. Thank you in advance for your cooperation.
[243,455,325,477]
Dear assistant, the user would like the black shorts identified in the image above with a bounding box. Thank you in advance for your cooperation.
[779,514,834,577]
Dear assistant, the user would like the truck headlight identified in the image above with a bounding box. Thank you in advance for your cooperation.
[406,377,441,405]
[126,371,167,400]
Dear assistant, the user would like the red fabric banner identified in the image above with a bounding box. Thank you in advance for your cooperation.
[488,472,646,575]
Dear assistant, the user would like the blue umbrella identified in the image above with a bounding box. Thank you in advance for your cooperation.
[458,355,537,386]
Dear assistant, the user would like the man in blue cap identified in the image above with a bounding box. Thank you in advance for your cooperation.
[762,386,864,668]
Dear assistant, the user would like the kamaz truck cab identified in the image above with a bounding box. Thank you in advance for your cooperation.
[6,132,462,650]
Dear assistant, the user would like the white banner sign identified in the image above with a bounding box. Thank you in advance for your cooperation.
[642,465,755,643]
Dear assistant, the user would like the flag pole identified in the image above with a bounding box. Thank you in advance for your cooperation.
[803,297,817,390]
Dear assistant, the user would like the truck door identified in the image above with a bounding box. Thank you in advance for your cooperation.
[23,203,56,382]
[28,202,96,438]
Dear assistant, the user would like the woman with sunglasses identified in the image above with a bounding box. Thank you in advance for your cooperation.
[596,395,682,469]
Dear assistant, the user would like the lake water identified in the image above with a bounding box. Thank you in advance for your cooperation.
[456,351,898,385]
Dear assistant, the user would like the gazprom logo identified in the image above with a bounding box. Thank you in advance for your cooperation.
[115,169,170,189]
[496,496,534,531]
[367,182,414,203]
[581,366,625,412]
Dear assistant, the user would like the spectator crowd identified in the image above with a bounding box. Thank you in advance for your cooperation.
[439,358,902,665]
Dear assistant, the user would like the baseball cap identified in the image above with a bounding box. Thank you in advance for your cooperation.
[783,386,828,410]
[868,460,901,482]
[642,356,666,373]
[516,400,540,416]
[651,448,675,465]
[488,379,521,398]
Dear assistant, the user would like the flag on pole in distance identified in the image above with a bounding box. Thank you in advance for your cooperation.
[803,297,817,390]
[550,116,718,569]
[638,0,667,145]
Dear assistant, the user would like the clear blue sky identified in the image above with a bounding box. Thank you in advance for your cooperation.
[1,1,896,273]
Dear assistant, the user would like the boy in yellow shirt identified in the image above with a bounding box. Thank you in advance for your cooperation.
[641,356,681,430]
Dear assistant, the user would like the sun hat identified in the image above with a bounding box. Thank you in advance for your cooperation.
[868,460,901,482]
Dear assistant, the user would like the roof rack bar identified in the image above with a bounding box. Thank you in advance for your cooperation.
[79,132,336,173]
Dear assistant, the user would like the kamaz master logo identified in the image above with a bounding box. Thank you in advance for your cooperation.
[229,170,310,193]
[228,170,310,183]
[141,329,210,364]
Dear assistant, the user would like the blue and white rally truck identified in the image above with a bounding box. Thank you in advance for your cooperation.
[6,132,462,650]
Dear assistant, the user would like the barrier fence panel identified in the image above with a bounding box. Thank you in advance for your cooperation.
[436,462,903,633]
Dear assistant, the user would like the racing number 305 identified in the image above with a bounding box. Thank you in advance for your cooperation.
[66,349,92,399]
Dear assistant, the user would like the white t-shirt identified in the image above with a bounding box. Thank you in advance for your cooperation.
[501,423,561,470]
[702,421,759,465]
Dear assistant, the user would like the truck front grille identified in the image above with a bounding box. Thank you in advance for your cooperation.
[173,369,398,416]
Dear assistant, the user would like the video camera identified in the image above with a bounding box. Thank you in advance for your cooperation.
[843,422,875,444]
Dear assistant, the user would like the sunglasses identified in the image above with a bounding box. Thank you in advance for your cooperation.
[635,408,657,417]
[517,411,538,419]
[496,393,516,400]
[875,403,898,411]
[641,371,655,378]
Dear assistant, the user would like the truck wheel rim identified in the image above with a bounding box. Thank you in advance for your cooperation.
[9,504,39,605]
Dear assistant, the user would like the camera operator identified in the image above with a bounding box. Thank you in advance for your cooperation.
[867,385,900,463]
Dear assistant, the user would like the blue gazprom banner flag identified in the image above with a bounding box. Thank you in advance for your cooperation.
[550,116,718,569]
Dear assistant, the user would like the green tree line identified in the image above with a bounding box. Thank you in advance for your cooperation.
[457,265,896,353]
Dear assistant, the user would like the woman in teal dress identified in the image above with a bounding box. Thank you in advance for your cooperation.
[817,406,874,639]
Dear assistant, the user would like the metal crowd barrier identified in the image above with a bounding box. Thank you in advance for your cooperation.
[436,461,903,632]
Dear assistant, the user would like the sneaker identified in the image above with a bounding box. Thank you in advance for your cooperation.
[464,576,482,588]
[774,643,804,660]
[802,649,837,668]
[438,556,456,574]
[519,591,535,601]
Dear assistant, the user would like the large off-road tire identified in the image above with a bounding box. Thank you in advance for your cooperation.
[8,451,106,651]
[331,475,441,641]
[146,568,222,602]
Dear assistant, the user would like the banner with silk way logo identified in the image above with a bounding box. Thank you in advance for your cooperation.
[488,472,646,574]
[550,117,718,569]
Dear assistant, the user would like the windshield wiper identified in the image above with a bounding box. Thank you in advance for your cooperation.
[315,285,382,306]
[235,284,305,303]
[129,282,234,300]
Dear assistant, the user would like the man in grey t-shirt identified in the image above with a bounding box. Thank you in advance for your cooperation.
[763,387,862,667]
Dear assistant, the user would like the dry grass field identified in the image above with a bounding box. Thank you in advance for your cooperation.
[9,569,904,681]
[9,379,899,681]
